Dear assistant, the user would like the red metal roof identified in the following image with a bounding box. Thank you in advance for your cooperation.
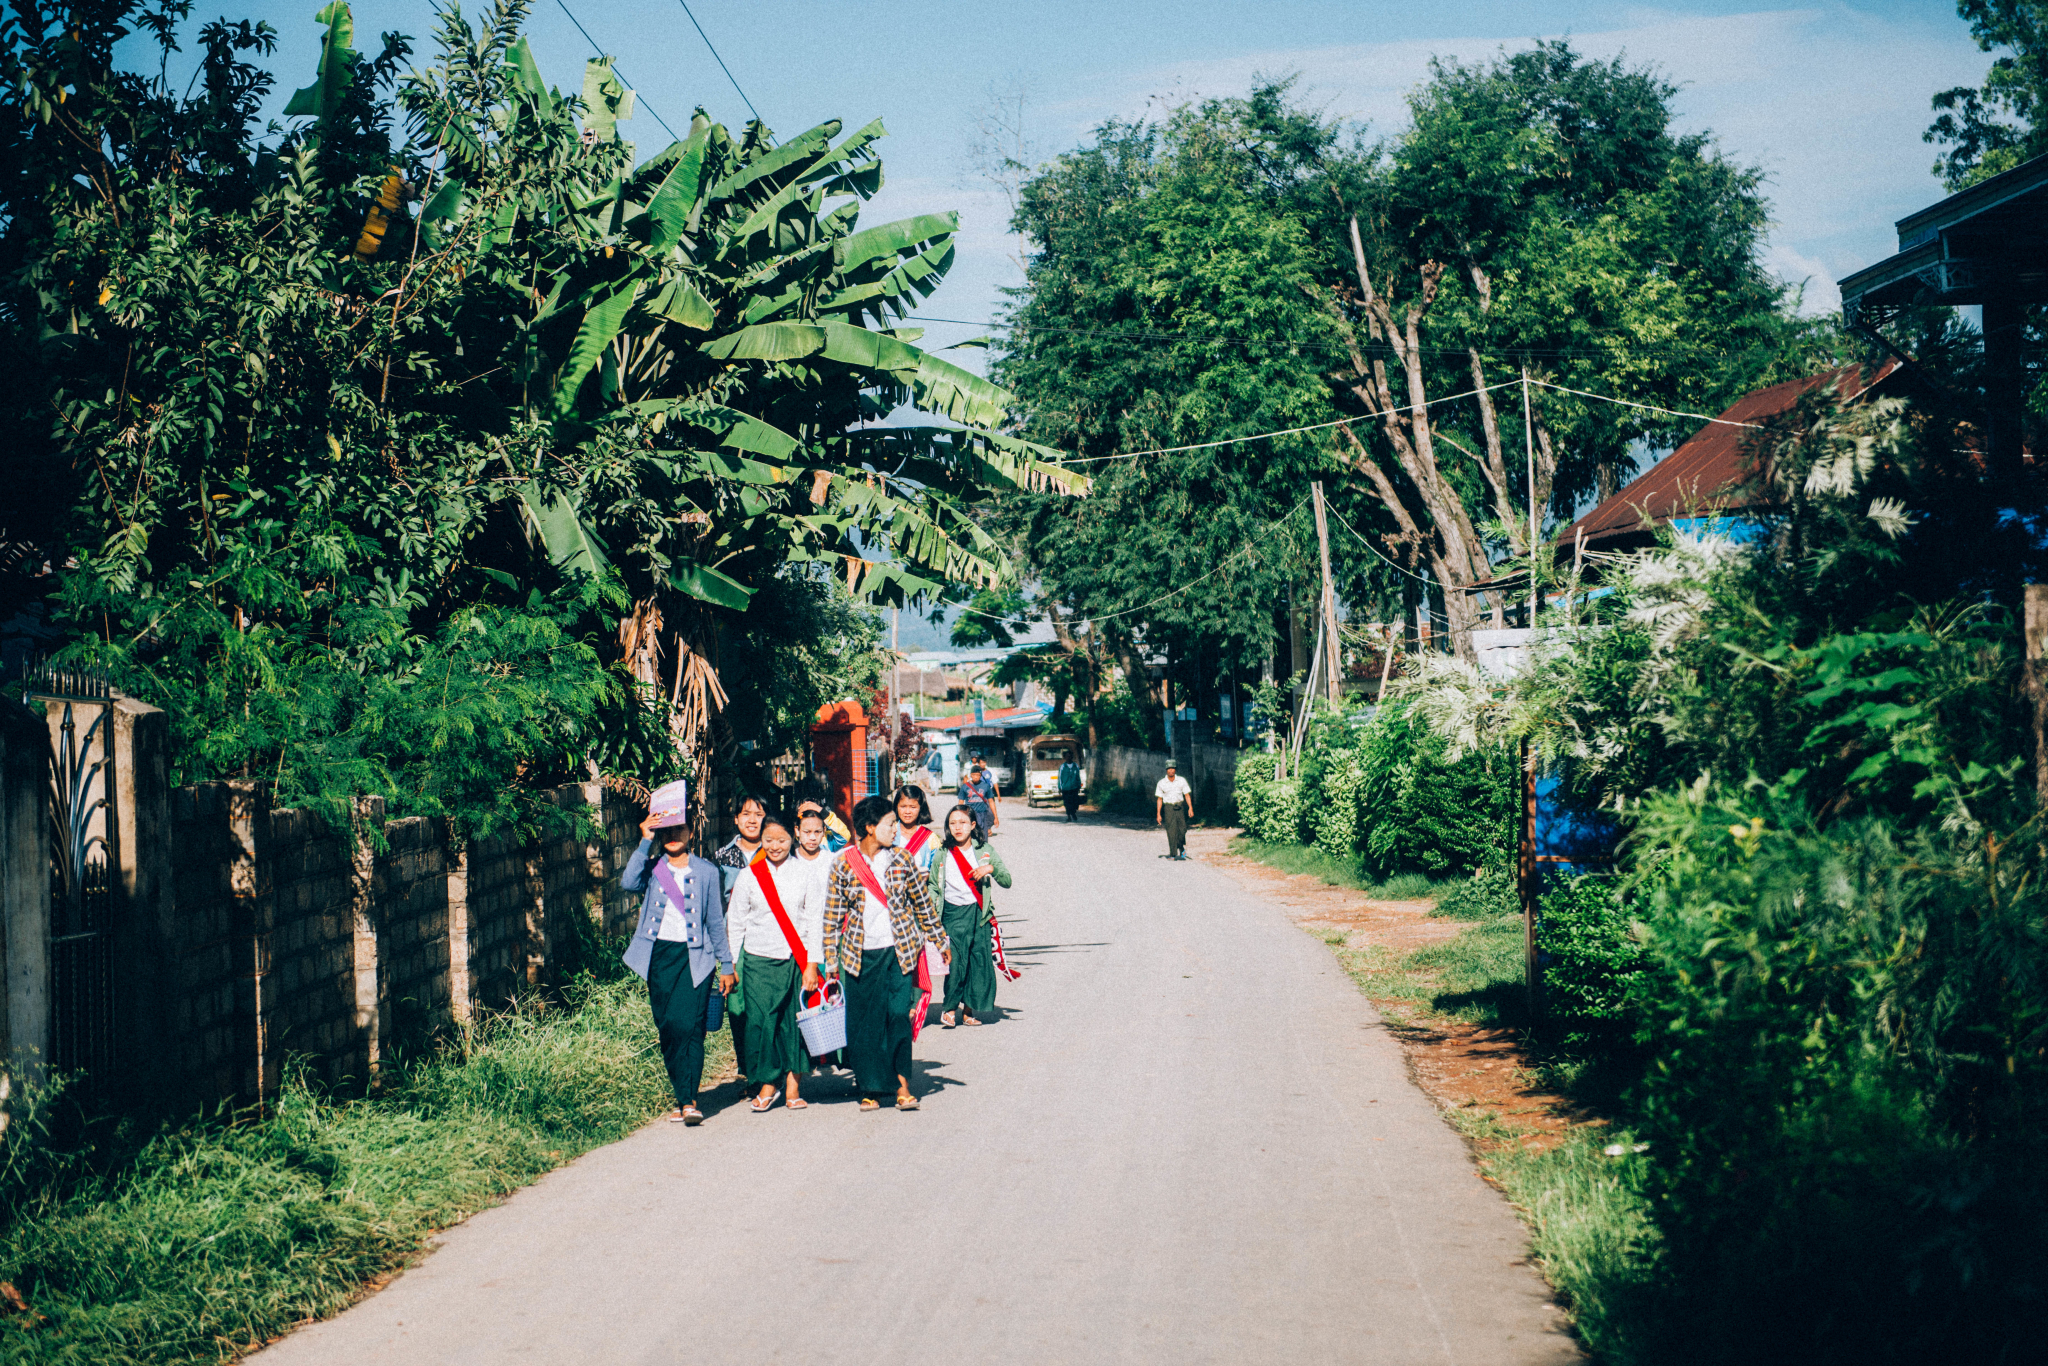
[1560,361,1899,552]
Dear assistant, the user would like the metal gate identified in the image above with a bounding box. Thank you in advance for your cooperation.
[25,666,117,1084]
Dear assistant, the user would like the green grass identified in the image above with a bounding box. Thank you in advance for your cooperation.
[1226,835,1457,900]
[0,974,730,1365]
[1476,1129,1659,1362]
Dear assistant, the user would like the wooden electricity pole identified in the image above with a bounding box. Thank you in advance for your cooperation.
[1312,481,1341,705]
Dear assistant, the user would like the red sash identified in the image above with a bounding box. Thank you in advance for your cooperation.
[842,845,889,906]
[948,845,983,908]
[947,846,1021,982]
[904,825,931,858]
[750,860,808,971]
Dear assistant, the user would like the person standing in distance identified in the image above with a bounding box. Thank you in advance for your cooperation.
[1155,762,1194,861]
[620,782,735,1126]
[1057,754,1083,823]
[960,757,1000,839]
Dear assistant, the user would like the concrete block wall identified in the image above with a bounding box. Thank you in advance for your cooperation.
[166,782,256,1103]
[1088,741,1244,821]
[376,815,449,1040]
[260,805,357,1090]
[144,781,633,1108]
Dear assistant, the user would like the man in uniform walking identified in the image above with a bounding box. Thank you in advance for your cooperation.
[1155,762,1193,860]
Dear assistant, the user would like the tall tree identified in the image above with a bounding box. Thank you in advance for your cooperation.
[1928,0,2048,188]
[1320,43,1818,656]
[0,0,1083,823]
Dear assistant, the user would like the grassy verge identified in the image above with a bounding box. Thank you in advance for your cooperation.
[1226,835,1456,900]
[0,973,728,1365]
[1231,834,1655,1361]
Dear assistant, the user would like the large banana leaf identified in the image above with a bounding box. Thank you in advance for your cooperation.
[282,2,357,123]
[551,281,639,415]
[672,561,754,609]
[518,484,611,580]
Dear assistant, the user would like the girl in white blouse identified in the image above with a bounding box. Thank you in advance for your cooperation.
[723,817,825,1111]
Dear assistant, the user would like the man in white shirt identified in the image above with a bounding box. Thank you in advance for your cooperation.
[1155,762,1194,861]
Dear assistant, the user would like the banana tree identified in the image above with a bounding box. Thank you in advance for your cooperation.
[397,7,1084,617]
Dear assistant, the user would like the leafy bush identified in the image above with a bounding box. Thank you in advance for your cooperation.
[1538,874,1642,1032]
[1233,751,1305,844]
[1357,699,1516,879]
[1435,859,1519,920]
[1620,781,2048,1363]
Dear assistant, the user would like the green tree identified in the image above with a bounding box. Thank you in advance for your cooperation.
[0,0,1082,827]
[1928,0,2048,188]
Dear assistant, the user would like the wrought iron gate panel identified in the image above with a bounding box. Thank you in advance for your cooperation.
[25,666,117,1084]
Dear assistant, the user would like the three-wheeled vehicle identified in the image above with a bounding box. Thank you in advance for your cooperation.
[1025,734,1085,807]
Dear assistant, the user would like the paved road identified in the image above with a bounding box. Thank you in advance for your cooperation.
[263,804,1578,1365]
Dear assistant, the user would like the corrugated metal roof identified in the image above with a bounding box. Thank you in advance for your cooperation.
[1559,361,1899,552]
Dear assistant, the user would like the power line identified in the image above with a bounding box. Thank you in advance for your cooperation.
[1526,377,1762,430]
[950,498,1311,625]
[1324,501,1434,584]
[554,0,681,142]
[674,0,759,126]
[1058,379,1521,464]
[904,313,1767,364]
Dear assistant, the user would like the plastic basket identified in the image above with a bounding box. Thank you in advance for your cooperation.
[797,980,848,1057]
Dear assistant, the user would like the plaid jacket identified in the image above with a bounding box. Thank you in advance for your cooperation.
[822,847,948,977]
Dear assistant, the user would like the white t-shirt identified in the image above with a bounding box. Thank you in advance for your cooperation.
[1155,775,1193,804]
[941,843,980,905]
[653,861,697,943]
[859,848,898,950]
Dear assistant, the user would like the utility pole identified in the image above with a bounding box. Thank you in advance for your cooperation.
[1523,365,1539,624]
[1311,480,1341,706]
[889,605,900,790]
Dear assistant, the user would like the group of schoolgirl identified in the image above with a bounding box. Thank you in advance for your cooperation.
[620,780,1014,1125]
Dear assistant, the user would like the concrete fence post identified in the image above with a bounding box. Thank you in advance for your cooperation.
[109,695,172,1103]
[350,795,385,1091]
[446,837,472,1026]
[224,779,276,1107]
[1,700,49,1088]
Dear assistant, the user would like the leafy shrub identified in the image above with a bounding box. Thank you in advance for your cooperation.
[1435,859,1519,920]
[1357,699,1515,879]
[1538,874,1642,1032]
[1233,751,1305,843]
[1620,782,2048,1363]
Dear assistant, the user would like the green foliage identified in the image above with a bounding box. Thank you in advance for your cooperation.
[1357,700,1516,879]
[1615,781,2048,1362]
[1434,859,1518,921]
[0,978,722,1365]
[1233,699,1514,877]
[1537,874,1642,1033]
[1927,1,2048,188]
[0,1,1079,826]
[1233,750,1304,845]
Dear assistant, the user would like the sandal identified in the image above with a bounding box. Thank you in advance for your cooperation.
[939,1010,957,1028]
[786,1095,808,1110]
[960,1012,983,1026]
[749,1091,780,1113]
[664,1108,688,1123]
[859,1097,881,1111]
[895,1094,920,1111]
[680,1105,704,1126]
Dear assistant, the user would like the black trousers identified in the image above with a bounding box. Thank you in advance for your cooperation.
[1163,803,1188,857]
[648,940,712,1107]
[1061,791,1081,820]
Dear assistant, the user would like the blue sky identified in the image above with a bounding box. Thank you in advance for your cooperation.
[140,0,1993,363]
